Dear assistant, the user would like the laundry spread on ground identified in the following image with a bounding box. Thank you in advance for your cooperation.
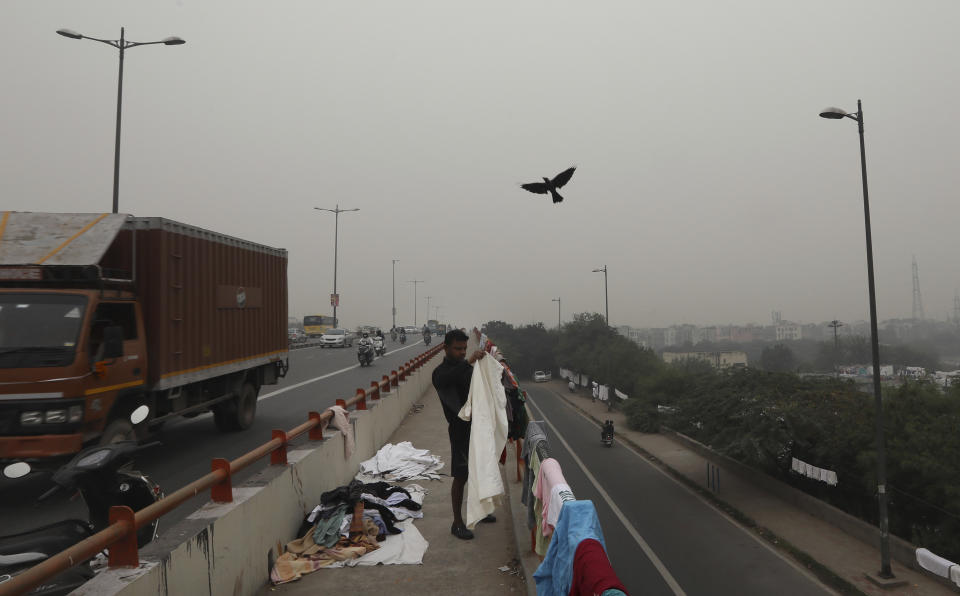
[356,441,445,482]
[270,478,432,585]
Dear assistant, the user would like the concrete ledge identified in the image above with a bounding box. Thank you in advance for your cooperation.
[76,353,443,596]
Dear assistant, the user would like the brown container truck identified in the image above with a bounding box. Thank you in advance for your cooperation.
[0,212,289,460]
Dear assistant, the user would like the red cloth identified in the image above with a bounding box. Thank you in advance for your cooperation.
[569,538,628,596]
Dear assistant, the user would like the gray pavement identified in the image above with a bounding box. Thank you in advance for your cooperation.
[539,380,957,596]
[259,383,527,596]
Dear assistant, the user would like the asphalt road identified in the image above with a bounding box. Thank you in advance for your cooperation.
[523,384,832,596]
[0,338,431,537]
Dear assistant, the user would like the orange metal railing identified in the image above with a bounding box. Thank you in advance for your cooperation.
[0,343,444,596]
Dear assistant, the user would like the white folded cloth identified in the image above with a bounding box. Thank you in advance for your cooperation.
[916,547,956,578]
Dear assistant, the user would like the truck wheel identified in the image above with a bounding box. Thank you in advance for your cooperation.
[100,418,136,445]
[214,382,258,432]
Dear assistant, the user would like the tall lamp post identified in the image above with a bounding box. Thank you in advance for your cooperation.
[828,319,844,378]
[552,297,561,329]
[820,100,893,580]
[314,205,359,328]
[592,266,609,325]
[392,259,399,329]
[56,27,185,214]
[425,296,432,324]
[407,280,424,326]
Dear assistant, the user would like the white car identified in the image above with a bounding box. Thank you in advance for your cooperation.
[320,328,353,348]
[533,371,552,382]
[403,326,420,336]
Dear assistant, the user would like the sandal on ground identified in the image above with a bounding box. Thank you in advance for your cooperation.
[480,514,496,523]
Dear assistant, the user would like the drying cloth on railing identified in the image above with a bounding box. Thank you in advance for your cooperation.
[522,421,550,529]
[458,354,509,529]
[547,483,575,530]
[950,564,960,587]
[326,405,355,460]
[598,385,609,402]
[916,547,957,578]
[790,457,838,486]
[534,458,568,536]
[615,389,628,400]
[533,500,606,596]
[569,538,629,596]
[355,442,444,482]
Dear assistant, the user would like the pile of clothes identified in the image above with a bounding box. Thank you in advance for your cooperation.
[356,441,445,482]
[270,479,429,585]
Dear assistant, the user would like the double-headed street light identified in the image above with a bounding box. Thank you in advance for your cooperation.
[592,266,609,325]
[56,27,185,214]
[392,259,399,329]
[820,100,893,580]
[552,297,561,329]
[314,205,359,328]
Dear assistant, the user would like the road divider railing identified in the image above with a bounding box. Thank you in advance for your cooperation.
[0,343,445,596]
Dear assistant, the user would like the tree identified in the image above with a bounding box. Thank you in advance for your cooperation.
[760,344,796,372]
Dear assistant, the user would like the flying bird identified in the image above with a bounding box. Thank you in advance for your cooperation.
[520,166,577,203]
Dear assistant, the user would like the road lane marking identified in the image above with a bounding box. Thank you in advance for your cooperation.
[258,341,424,402]
[538,388,838,596]
[527,397,687,596]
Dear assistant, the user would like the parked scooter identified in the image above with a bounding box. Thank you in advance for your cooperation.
[0,406,162,595]
[373,336,385,357]
[601,419,614,448]
[357,342,375,367]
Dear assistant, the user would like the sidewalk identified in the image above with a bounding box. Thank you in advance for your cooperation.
[259,385,528,596]
[544,380,958,596]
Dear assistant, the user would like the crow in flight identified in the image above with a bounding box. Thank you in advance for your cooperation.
[520,166,577,203]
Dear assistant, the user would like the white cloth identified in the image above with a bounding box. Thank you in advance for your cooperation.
[355,442,444,482]
[458,354,508,529]
[824,470,838,486]
[615,389,628,400]
[791,458,803,474]
[360,485,426,520]
[950,564,960,587]
[546,483,575,529]
[917,548,956,578]
[326,405,354,460]
[325,518,429,567]
[598,385,610,402]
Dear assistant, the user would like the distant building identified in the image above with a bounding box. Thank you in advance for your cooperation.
[775,323,802,341]
[663,351,748,369]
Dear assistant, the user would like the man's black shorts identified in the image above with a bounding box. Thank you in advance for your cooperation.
[447,421,471,480]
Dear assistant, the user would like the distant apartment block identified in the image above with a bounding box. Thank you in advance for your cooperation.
[775,323,802,341]
[663,351,748,369]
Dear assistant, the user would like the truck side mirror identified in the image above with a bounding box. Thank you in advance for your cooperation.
[103,325,124,359]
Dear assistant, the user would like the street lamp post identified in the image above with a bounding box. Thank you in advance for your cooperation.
[407,280,424,326]
[592,266,609,325]
[56,27,185,214]
[828,319,844,378]
[820,100,893,580]
[314,205,359,328]
[552,297,561,329]
[392,259,399,329]
[425,296,432,324]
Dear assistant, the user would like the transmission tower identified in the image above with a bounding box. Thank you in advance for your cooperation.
[912,256,924,321]
[954,290,960,328]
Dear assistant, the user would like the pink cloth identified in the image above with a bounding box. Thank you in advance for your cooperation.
[533,458,568,536]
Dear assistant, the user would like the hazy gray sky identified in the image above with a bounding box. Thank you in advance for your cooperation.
[3,1,958,329]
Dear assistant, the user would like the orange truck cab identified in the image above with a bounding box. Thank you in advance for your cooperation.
[0,212,289,461]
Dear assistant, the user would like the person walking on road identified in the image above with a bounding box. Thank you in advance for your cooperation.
[432,329,495,539]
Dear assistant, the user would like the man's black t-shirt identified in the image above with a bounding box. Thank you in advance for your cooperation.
[432,356,473,428]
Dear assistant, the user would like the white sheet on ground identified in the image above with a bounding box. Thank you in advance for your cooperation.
[355,442,444,482]
[325,518,429,567]
[458,355,508,529]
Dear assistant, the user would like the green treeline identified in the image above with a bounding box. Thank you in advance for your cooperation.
[483,313,960,561]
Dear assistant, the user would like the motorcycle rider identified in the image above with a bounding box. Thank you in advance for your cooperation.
[601,419,615,442]
[399,327,407,343]
[390,327,398,342]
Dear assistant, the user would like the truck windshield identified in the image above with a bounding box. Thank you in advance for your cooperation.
[0,294,87,367]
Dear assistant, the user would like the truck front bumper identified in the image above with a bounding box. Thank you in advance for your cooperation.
[0,433,83,459]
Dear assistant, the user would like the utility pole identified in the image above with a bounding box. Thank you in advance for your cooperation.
[425,296,432,323]
[314,205,359,327]
[392,259,399,329]
[552,297,561,329]
[407,280,424,326]
[829,319,844,378]
[592,266,609,325]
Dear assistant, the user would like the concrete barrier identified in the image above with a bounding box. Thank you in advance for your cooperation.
[76,352,443,596]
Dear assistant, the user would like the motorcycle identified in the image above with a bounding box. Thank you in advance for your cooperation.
[422,332,431,346]
[601,420,614,448]
[399,333,407,345]
[0,406,162,595]
[373,336,385,356]
[390,330,397,342]
[357,342,375,366]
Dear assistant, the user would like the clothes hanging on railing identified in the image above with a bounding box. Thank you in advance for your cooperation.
[533,500,607,596]
[325,405,355,460]
[570,538,630,596]
[534,458,572,537]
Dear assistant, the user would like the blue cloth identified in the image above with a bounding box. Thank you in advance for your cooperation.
[601,590,627,596]
[533,500,605,596]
